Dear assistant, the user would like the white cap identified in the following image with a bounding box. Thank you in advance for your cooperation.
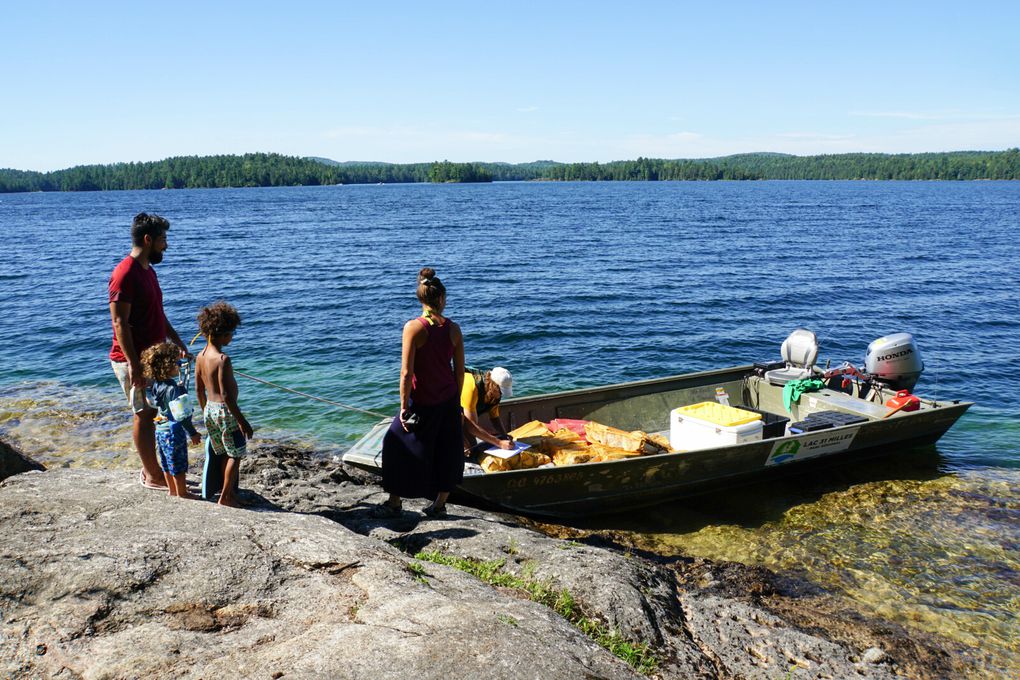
[490,366,513,398]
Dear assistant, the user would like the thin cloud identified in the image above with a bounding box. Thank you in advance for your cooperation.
[667,131,702,141]
[850,111,945,121]
[451,131,509,143]
[325,126,508,145]
[318,124,539,162]
[325,125,419,139]
[317,120,1019,163]
[777,132,856,140]
[850,110,1020,122]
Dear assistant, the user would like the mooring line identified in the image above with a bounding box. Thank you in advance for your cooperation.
[187,333,389,419]
[233,370,390,419]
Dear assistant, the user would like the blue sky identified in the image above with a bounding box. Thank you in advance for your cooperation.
[3,1,1018,171]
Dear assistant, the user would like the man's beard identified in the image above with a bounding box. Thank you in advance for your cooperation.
[150,250,164,264]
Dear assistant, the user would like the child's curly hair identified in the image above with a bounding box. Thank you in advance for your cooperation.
[197,300,241,339]
[140,342,180,382]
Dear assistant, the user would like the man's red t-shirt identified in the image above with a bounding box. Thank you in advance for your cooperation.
[108,255,166,362]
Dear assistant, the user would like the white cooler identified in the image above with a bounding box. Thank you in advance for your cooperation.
[670,402,764,452]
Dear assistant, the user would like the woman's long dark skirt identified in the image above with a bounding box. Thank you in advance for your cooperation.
[381,397,464,500]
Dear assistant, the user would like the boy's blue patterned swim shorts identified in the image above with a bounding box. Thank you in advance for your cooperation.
[155,421,189,476]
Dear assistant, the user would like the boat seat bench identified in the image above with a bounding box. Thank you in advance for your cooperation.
[750,377,888,422]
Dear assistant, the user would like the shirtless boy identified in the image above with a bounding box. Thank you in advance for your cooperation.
[195,301,253,507]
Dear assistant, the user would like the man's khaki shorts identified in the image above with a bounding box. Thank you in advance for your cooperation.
[111,360,152,414]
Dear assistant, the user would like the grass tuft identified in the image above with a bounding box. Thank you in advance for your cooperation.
[413,550,657,674]
[497,613,519,627]
[406,561,429,583]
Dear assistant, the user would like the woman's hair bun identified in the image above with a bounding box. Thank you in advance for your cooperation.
[416,266,446,306]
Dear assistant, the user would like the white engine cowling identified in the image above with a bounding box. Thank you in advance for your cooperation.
[865,333,924,392]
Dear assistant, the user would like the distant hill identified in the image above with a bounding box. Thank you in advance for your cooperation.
[305,157,563,181]
[2,150,1017,192]
[306,157,396,167]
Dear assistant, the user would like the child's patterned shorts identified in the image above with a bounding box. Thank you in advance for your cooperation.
[155,422,189,476]
[204,402,247,458]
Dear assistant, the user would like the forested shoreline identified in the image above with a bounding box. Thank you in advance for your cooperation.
[2,150,1018,192]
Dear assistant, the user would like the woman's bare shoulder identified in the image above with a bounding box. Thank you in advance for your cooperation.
[403,318,427,335]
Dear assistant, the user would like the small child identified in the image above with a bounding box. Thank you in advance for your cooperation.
[140,342,202,498]
[195,301,253,507]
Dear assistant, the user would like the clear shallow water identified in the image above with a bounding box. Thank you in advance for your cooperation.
[1,181,1018,669]
[580,454,1019,675]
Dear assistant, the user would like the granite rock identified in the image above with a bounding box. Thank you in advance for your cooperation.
[0,469,639,680]
[0,438,44,482]
[0,439,979,679]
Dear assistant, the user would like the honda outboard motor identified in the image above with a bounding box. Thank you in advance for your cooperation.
[865,333,924,392]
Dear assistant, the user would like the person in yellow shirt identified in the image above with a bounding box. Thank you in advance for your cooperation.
[461,366,515,454]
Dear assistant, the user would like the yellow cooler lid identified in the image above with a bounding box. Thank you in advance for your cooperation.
[673,402,762,427]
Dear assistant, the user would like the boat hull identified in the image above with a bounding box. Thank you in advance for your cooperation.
[343,366,971,518]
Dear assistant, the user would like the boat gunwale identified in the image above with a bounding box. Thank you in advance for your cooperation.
[460,399,972,480]
[343,365,973,478]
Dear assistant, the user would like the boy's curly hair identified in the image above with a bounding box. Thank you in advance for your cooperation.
[197,300,241,339]
[140,342,180,382]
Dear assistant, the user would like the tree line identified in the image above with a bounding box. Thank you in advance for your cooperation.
[427,161,492,183]
[541,150,1020,181]
[2,150,1018,192]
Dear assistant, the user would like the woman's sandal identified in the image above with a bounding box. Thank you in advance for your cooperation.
[370,502,402,518]
[422,504,447,518]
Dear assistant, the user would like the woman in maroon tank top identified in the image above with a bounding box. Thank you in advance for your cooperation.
[374,268,465,518]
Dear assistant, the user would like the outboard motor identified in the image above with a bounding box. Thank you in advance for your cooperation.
[865,333,924,392]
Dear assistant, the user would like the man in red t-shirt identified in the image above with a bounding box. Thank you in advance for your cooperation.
[109,212,188,489]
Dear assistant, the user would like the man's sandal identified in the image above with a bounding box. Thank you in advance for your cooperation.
[139,469,166,490]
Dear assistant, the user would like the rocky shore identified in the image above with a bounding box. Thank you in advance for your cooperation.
[1,438,979,679]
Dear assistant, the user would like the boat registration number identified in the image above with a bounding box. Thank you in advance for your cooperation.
[765,427,860,466]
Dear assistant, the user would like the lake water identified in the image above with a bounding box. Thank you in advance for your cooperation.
[1,181,1018,673]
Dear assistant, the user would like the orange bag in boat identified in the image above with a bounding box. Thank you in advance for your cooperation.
[529,428,582,454]
[509,420,553,439]
[518,449,552,469]
[479,455,515,473]
[547,418,590,441]
[552,449,592,466]
[478,448,551,472]
[584,422,646,452]
[588,443,644,462]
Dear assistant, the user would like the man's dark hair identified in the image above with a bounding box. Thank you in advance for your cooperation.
[131,212,170,247]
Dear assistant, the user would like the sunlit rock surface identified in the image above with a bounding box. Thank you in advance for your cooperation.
[0,441,977,679]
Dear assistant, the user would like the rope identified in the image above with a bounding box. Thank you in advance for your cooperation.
[234,370,390,419]
[187,333,389,419]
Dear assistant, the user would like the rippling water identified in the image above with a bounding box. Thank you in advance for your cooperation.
[1,181,1018,670]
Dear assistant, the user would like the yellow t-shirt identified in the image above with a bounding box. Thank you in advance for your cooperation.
[461,376,499,418]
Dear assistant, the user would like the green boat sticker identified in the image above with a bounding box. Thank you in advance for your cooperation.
[766,427,860,466]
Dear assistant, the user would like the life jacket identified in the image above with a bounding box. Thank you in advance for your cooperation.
[466,366,497,415]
